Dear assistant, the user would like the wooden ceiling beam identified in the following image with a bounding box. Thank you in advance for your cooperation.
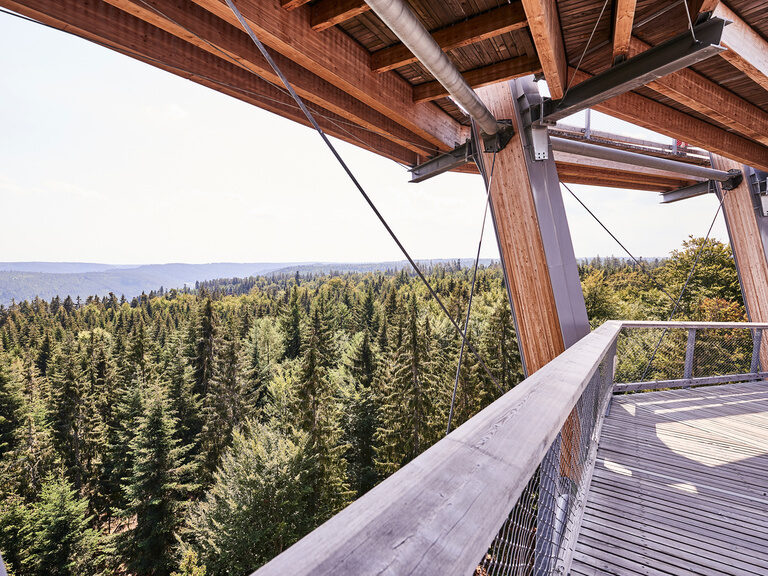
[1,0,418,165]
[612,0,637,63]
[629,37,768,147]
[709,2,768,92]
[520,0,566,98]
[280,0,310,11]
[570,68,768,172]
[413,56,541,103]
[370,3,528,73]
[556,163,693,192]
[192,0,463,151]
[311,0,369,32]
[103,0,438,157]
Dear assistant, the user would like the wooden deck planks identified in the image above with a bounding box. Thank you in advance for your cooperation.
[571,381,768,576]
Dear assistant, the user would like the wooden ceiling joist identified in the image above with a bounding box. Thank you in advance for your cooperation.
[556,163,695,192]
[413,56,541,103]
[570,68,768,172]
[1,0,418,165]
[191,0,463,152]
[612,0,637,63]
[370,2,528,73]
[280,0,310,11]
[310,0,368,32]
[102,0,438,157]
[520,0,566,98]
[629,37,768,147]
[709,2,768,92]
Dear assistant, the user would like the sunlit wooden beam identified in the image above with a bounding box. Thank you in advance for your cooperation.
[192,0,463,151]
[630,37,768,147]
[612,0,637,63]
[710,2,768,92]
[520,0,566,98]
[310,0,368,32]
[1,0,418,165]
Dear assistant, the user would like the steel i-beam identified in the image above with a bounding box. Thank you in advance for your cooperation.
[541,17,727,124]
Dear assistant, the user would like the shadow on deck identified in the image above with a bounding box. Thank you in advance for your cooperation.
[572,381,768,576]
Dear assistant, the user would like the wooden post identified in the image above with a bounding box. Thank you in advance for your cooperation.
[712,155,768,322]
[476,80,589,373]
[711,154,768,368]
[476,82,564,372]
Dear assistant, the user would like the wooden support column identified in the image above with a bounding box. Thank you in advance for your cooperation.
[712,155,768,323]
[477,79,589,373]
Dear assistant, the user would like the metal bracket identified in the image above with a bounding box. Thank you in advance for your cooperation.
[409,122,515,183]
[721,169,744,191]
[480,120,515,153]
[660,180,714,203]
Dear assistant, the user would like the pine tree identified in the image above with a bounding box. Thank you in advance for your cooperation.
[341,331,379,496]
[281,288,301,360]
[181,420,309,574]
[375,293,438,475]
[189,299,216,399]
[0,352,21,459]
[296,304,348,523]
[12,356,57,498]
[244,322,268,413]
[200,320,247,475]
[0,491,29,575]
[20,476,101,576]
[119,388,194,576]
[163,334,202,452]
[49,337,90,488]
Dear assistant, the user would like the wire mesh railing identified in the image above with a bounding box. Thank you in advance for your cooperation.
[614,321,768,393]
[252,321,768,576]
[478,343,615,576]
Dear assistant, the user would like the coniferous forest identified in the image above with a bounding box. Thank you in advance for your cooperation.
[0,237,745,576]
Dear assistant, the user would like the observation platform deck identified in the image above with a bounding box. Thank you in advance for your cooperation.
[572,381,768,576]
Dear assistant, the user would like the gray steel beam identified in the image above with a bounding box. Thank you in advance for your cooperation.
[550,136,734,181]
[660,180,713,203]
[410,141,473,183]
[510,78,590,349]
[542,17,727,123]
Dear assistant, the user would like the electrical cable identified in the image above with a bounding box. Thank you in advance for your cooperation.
[222,0,503,391]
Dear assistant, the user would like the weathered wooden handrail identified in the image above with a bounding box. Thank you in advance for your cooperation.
[252,321,623,576]
[620,320,768,329]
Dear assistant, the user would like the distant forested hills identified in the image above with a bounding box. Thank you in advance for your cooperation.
[0,260,496,304]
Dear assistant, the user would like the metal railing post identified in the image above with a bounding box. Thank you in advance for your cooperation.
[683,328,696,386]
[750,328,763,373]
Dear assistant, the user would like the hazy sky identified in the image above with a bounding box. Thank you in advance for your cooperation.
[0,11,729,265]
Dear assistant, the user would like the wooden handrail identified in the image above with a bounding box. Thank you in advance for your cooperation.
[252,321,623,576]
[620,320,768,329]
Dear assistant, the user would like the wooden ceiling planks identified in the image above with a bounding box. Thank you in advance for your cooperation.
[5,0,768,177]
[1,0,420,165]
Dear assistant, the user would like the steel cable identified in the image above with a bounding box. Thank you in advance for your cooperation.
[222,0,503,391]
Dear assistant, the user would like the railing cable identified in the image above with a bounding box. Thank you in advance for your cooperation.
[222,0,503,391]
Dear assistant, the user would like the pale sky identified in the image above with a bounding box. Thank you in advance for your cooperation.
[0,11,729,265]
